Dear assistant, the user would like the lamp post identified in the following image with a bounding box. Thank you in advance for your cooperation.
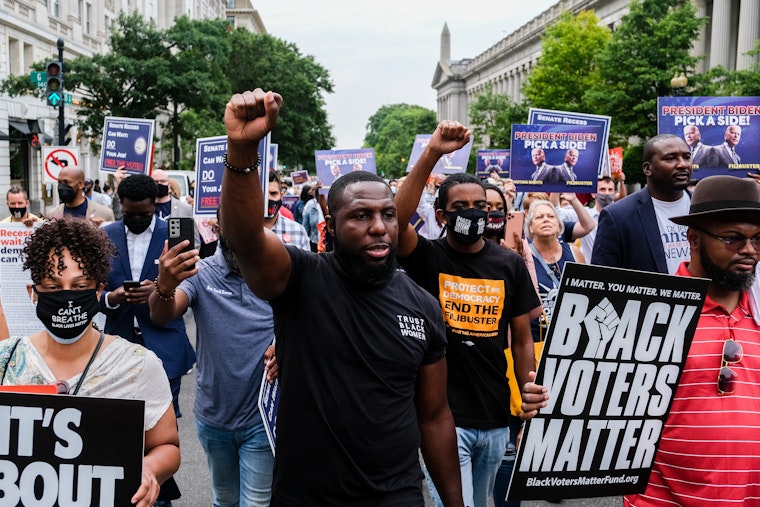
[670,73,688,96]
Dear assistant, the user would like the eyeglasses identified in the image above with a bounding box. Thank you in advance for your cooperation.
[717,339,743,395]
[693,226,760,252]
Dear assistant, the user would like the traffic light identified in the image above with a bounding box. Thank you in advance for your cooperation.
[45,60,63,107]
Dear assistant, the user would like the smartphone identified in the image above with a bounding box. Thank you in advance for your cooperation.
[168,217,195,269]
[123,280,141,290]
[504,211,525,250]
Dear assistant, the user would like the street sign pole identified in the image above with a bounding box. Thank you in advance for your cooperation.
[57,38,65,147]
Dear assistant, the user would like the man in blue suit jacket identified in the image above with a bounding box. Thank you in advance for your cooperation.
[591,134,693,274]
[101,174,195,506]
[101,174,196,413]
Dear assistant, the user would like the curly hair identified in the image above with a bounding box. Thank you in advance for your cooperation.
[117,173,157,203]
[22,217,116,285]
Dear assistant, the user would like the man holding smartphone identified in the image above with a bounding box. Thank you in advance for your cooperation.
[101,174,195,507]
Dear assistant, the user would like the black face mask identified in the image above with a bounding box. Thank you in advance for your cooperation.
[34,288,99,344]
[485,210,506,237]
[156,183,170,198]
[445,208,488,245]
[266,199,282,219]
[8,207,26,219]
[58,183,77,204]
[124,215,152,235]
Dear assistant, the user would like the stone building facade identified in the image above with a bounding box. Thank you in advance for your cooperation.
[0,0,265,213]
[433,0,759,124]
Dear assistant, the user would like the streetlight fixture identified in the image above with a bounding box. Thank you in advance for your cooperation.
[670,73,688,96]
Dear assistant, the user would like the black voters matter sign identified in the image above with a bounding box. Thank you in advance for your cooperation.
[0,392,144,506]
[508,263,708,501]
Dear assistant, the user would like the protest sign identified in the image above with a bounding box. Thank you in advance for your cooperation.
[510,124,603,193]
[476,150,511,179]
[193,135,270,242]
[269,143,278,172]
[290,170,309,185]
[282,195,299,212]
[508,263,708,501]
[314,149,377,190]
[405,134,473,174]
[609,147,623,177]
[528,108,611,177]
[0,223,42,337]
[99,117,154,175]
[0,392,144,506]
[259,374,279,455]
[657,96,760,177]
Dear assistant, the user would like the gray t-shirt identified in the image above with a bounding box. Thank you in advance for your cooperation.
[180,250,274,431]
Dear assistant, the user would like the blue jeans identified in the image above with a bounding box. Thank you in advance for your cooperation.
[426,426,510,507]
[493,417,522,507]
[195,419,274,507]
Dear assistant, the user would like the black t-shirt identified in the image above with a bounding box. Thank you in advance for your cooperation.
[269,247,447,506]
[400,237,539,429]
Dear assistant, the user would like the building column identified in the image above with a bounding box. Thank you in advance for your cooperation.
[690,0,708,73]
[736,0,760,70]
[709,0,732,69]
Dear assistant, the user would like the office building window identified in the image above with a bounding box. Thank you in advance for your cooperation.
[85,3,92,34]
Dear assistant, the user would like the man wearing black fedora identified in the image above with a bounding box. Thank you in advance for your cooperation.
[624,175,760,506]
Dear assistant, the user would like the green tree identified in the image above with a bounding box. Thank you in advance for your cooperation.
[228,30,335,171]
[524,10,611,112]
[584,0,706,145]
[0,14,334,171]
[1,13,171,145]
[161,16,233,168]
[363,104,438,179]
[61,14,173,145]
[468,85,528,149]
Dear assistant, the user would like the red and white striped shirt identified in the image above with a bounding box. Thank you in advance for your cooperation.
[625,262,760,506]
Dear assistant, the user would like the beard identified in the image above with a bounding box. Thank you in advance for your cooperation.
[218,234,240,273]
[333,234,398,286]
[700,241,756,292]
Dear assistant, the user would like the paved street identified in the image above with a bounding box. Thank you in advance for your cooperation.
[171,310,621,507]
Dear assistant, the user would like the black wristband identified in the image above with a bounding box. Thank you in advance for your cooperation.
[223,153,261,174]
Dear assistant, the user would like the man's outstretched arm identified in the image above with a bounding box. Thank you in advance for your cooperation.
[394,121,471,258]
[221,89,290,300]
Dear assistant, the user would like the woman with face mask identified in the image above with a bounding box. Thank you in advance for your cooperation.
[0,217,180,507]
[524,199,585,343]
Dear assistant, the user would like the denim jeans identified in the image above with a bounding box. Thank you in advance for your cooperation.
[195,419,274,507]
[426,425,511,507]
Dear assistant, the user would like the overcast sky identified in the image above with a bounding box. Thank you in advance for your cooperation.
[257,1,559,151]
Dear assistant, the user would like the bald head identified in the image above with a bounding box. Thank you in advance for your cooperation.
[152,169,169,185]
[59,166,85,184]
[57,166,86,206]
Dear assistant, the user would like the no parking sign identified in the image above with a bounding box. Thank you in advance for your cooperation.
[42,146,80,183]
